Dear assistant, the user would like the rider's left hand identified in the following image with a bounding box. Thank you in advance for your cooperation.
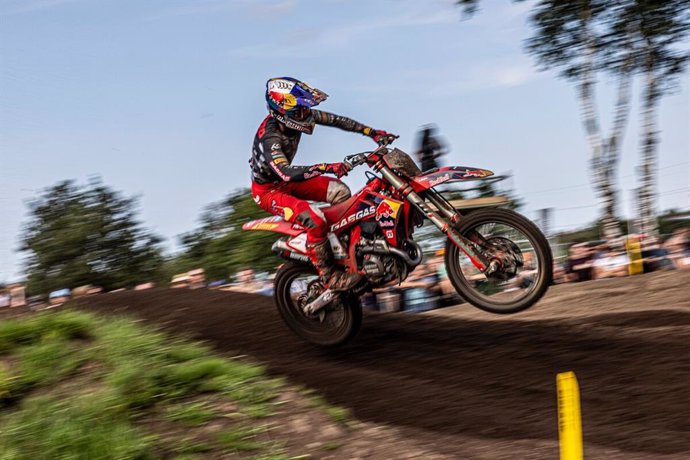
[370,129,398,146]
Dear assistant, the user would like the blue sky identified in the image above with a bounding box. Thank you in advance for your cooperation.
[1,0,688,282]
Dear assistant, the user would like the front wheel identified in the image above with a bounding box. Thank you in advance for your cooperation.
[274,261,362,347]
[445,208,553,314]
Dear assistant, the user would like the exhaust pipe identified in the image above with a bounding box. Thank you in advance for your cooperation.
[272,239,310,263]
[360,240,423,267]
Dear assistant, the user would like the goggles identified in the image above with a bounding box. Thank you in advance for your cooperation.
[291,106,312,121]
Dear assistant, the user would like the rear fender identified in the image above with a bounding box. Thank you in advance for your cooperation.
[242,216,304,237]
[411,166,493,192]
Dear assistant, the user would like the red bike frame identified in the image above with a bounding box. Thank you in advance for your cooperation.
[362,146,491,271]
[243,146,494,274]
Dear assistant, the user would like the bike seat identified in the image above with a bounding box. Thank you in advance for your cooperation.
[321,193,360,223]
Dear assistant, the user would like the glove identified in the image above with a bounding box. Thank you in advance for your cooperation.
[370,129,398,146]
[324,162,351,179]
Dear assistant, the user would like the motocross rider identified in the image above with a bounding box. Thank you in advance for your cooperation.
[250,77,397,291]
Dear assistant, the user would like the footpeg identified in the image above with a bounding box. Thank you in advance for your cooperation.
[303,289,336,315]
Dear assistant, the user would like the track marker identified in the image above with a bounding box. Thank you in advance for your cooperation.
[626,236,644,275]
[557,371,583,460]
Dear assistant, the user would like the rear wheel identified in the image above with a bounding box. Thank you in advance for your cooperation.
[274,261,362,346]
[445,208,553,314]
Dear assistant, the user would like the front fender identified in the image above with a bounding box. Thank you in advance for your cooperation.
[411,166,493,192]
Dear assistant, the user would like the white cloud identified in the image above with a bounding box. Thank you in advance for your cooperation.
[444,60,542,92]
[482,62,538,89]
[345,59,541,96]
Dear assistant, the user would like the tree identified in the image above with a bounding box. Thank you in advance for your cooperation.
[524,0,636,240]
[175,189,280,281]
[21,180,164,295]
[616,0,690,237]
[457,0,689,239]
[658,208,690,235]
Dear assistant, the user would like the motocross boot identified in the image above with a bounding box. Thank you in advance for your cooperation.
[310,240,362,292]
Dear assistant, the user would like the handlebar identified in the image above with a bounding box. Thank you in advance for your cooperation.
[343,152,369,169]
[343,144,390,172]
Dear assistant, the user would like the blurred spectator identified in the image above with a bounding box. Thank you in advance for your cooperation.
[552,261,567,284]
[400,263,440,312]
[361,291,379,311]
[428,253,457,305]
[254,272,274,296]
[633,236,673,272]
[414,124,448,172]
[563,243,596,282]
[73,285,90,297]
[0,291,10,308]
[188,268,206,289]
[170,268,205,289]
[664,228,690,269]
[48,288,71,307]
[73,284,103,297]
[641,247,675,273]
[227,268,263,293]
[208,280,227,290]
[592,246,630,279]
[0,283,28,308]
[170,273,190,288]
[28,296,47,311]
[134,282,156,290]
[9,284,26,307]
[374,288,403,313]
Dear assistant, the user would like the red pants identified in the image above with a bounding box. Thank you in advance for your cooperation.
[251,176,350,244]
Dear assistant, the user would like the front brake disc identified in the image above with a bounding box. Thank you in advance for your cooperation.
[485,236,523,280]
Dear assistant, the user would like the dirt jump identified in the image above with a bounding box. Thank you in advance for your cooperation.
[74,270,690,459]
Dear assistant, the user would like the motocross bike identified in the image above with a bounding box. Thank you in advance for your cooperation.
[243,143,553,346]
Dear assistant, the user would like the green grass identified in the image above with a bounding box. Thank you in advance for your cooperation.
[0,393,153,460]
[164,401,217,426]
[0,311,92,355]
[216,425,266,452]
[0,310,306,459]
[172,439,214,454]
[301,389,351,425]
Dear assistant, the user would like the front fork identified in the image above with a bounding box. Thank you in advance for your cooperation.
[377,166,490,271]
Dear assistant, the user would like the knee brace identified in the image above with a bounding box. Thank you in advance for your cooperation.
[326,180,351,205]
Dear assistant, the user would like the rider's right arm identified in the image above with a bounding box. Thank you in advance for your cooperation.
[260,136,325,182]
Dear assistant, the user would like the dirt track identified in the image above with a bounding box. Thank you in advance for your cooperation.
[74,271,690,459]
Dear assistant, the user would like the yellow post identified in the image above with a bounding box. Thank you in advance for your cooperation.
[626,236,644,275]
[557,371,583,460]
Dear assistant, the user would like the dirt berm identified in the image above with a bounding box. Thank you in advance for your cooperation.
[74,271,690,459]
